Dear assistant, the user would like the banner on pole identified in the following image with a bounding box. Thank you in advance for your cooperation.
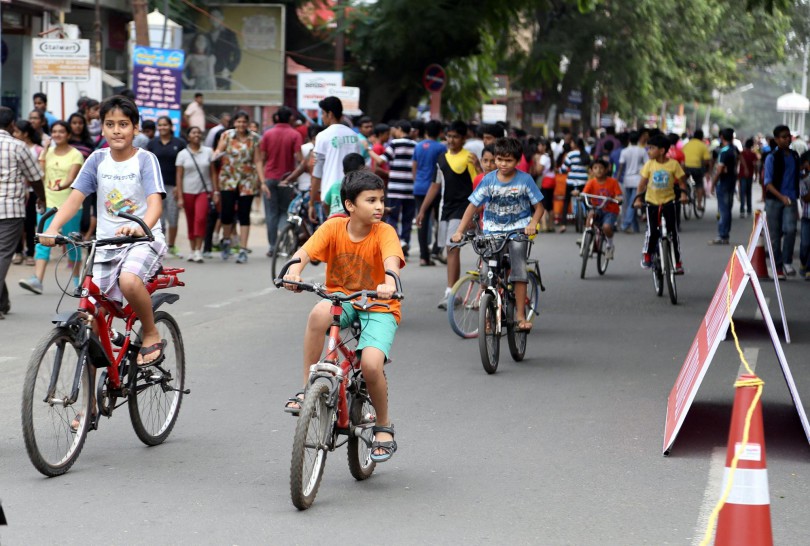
[133,46,184,137]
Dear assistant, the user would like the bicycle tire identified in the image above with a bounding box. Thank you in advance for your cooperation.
[575,201,585,234]
[129,311,185,446]
[347,386,376,481]
[272,225,299,279]
[683,198,692,220]
[290,379,332,510]
[21,327,91,476]
[580,230,593,279]
[662,239,678,304]
[596,232,609,275]
[447,274,481,339]
[478,292,500,374]
[694,198,705,219]
[653,251,664,297]
[506,298,527,362]
[526,270,541,322]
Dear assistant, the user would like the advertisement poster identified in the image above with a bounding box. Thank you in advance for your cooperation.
[182,3,285,105]
[32,39,90,82]
[133,46,184,137]
[297,72,343,111]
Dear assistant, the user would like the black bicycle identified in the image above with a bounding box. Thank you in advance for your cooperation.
[576,192,621,279]
[271,182,323,279]
[650,206,678,304]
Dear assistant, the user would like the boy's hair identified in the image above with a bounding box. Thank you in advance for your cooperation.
[447,120,468,136]
[425,119,442,138]
[493,137,523,160]
[603,139,614,152]
[481,144,495,157]
[33,92,47,104]
[194,92,203,99]
[142,119,156,131]
[591,157,610,170]
[340,170,385,210]
[773,125,790,138]
[319,96,343,119]
[0,106,15,130]
[358,116,372,126]
[719,128,734,143]
[693,129,704,140]
[629,131,640,145]
[276,106,293,123]
[482,123,504,138]
[342,152,365,173]
[373,123,390,137]
[647,134,670,151]
[745,138,754,149]
[411,119,425,138]
[100,95,140,124]
[394,119,411,135]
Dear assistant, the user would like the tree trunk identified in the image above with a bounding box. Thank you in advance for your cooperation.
[131,0,149,47]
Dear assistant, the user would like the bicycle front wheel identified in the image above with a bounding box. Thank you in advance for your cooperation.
[347,386,376,481]
[652,253,664,297]
[580,230,593,279]
[478,292,500,374]
[448,274,481,339]
[291,379,333,510]
[662,239,678,304]
[694,196,705,219]
[525,270,541,322]
[575,202,585,233]
[129,311,185,446]
[683,198,692,220]
[596,233,609,275]
[506,299,527,362]
[21,327,91,476]
[272,224,299,279]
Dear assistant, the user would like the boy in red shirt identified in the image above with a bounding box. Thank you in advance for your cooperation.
[580,158,623,259]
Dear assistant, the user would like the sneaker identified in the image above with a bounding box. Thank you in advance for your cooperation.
[202,251,213,259]
[236,249,248,264]
[675,261,684,275]
[11,253,23,265]
[605,246,615,260]
[187,251,196,262]
[774,269,786,281]
[401,242,410,257]
[800,265,808,278]
[19,276,43,295]
[220,239,231,260]
[708,238,729,245]
[266,248,274,258]
[783,263,796,277]
[168,245,183,259]
[24,256,35,266]
[640,253,652,269]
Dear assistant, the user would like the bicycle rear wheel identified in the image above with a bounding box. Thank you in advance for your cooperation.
[652,252,664,297]
[580,230,593,279]
[596,233,609,275]
[21,327,91,476]
[272,224,299,279]
[506,299,527,362]
[525,270,541,322]
[662,239,678,304]
[478,292,500,374]
[694,197,705,219]
[448,274,481,339]
[347,386,376,481]
[129,311,185,446]
[575,202,585,233]
[291,379,332,510]
[683,198,692,220]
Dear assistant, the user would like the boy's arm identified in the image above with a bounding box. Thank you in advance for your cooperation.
[415,182,441,226]
[117,193,163,237]
[634,177,648,206]
[39,190,86,246]
[525,202,545,236]
[451,203,479,242]
[376,255,402,299]
[281,247,312,291]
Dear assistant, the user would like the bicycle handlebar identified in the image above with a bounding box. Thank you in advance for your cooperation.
[450,231,529,256]
[35,207,155,246]
[273,258,405,306]
[576,193,622,209]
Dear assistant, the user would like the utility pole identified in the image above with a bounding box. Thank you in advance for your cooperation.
[334,0,344,72]
[132,0,150,47]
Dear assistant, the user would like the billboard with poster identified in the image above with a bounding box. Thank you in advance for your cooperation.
[133,46,184,137]
[181,3,285,105]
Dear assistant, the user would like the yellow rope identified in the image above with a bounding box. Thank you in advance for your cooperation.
[699,252,765,546]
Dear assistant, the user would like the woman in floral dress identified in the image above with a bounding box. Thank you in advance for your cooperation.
[213,111,265,263]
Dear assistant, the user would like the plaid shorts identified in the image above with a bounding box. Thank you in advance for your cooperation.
[93,241,167,302]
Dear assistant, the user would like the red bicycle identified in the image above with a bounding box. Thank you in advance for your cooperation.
[21,208,189,477]
[274,258,404,510]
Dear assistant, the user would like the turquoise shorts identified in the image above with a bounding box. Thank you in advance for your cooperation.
[339,303,398,359]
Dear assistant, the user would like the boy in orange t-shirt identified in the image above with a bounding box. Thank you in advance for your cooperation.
[580,158,623,259]
[282,170,405,462]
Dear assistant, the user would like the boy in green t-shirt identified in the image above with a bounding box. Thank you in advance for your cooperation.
[322,153,365,219]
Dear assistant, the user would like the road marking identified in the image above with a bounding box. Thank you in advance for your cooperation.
[754,297,770,321]
[692,446,726,545]
[0,356,18,364]
[205,286,277,309]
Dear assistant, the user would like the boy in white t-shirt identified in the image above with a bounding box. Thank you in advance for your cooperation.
[40,95,169,366]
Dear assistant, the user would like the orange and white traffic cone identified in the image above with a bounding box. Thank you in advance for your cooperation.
[714,374,773,546]
[750,212,769,279]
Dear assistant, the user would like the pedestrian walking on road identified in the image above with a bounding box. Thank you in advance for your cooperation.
[763,124,801,279]
[176,126,217,263]
[10,121,42,266]
[147,116,187,257]
[0,107,45,318]
[709,128,737,246]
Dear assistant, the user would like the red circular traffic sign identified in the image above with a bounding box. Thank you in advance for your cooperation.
[423,64,446,93]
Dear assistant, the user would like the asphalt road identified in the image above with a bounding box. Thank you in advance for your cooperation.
[1,190,808,545]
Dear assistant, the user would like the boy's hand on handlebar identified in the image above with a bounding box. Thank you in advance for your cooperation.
[115,225,145,237]
[375,282,396,300]
[633,197,644,209]
[282,273,303,292]
[38,231,59,247]
[450,231,464,243]
[524,223,537,237]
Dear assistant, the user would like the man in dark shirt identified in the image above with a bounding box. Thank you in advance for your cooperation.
[763,124,801,278]
[709,128,737,245]
[259,106,302,257]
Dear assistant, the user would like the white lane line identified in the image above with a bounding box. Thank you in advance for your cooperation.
[737,347,759,378]
[205,286,277,309]
[754,297,770,321]
[0,356,19,364]
[692,446,727,545]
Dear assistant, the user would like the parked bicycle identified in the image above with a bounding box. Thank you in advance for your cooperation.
[271,181,323,279]
[682,175,705,220]
[576,192,621,279]
[274,258,404,510]
[21,208,188,477]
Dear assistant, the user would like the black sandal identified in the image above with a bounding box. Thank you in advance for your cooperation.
[138,339,167,367]
[284,391,305,415]
[370,424,397,462]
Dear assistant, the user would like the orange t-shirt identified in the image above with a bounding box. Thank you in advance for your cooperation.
[582,177,622,215]
[302,217,406,322]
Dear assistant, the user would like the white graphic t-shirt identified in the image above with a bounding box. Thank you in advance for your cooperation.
[72,148,166,244]
[312,123,360,200]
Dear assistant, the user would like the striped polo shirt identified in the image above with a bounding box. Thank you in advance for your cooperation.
[563,150,589,186]
[384,138,416,199]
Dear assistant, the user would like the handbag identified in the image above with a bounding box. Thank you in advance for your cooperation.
[188,149,217,214]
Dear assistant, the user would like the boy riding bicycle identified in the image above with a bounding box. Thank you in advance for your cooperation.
[578,157,623,260]
[282,170,405,462]
[39,95,168,366]
[451,137,545,331]
[633,134,689,273]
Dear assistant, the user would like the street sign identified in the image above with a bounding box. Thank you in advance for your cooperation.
[423,64,446,93]
[32,39,90,82]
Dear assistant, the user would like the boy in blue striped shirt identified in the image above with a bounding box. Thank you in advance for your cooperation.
[451,137,545,331]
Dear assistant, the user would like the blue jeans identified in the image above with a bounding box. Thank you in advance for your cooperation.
[715,180,735,240]
[738,178,753,214]
[800,217,810,269]
[621,187,639,231]
[263,179,292,251]
[764,199,798,268]
[385,198,416,247]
